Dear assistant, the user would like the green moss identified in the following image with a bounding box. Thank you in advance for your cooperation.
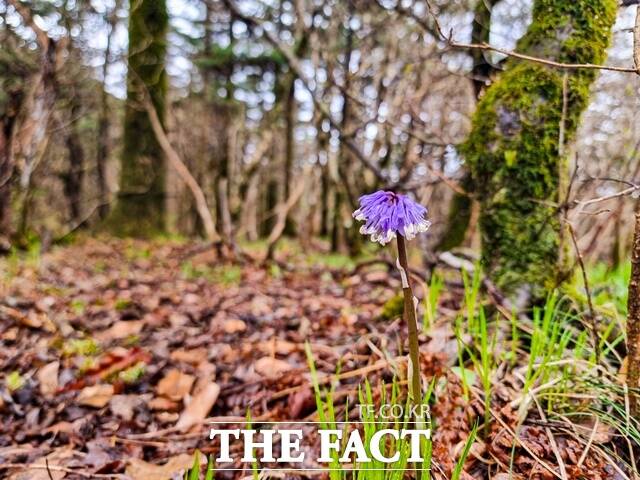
[118,362,146,384]
[108,0,169,237]
[115,298,133,311]
[180,262,242,286]
[379,294,404,321]
[6,371,25,392]
[62,337,101,357]
[460,0,617,299]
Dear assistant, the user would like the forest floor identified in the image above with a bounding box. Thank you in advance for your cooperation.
[0,238,635,479]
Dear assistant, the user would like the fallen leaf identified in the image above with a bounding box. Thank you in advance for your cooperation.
[110,394,144,421]
[576,419,615,444]
[2,327,18,341]
[254,356,291,378]
[7,448,74,480]
[170,348,208,365]
[148,397,180,411]
[176,382,220,430]
[125,454,194,480]
[0,305,55,332]
[37,361,59,397]
[223,318,246,334]
[95,320,144,342]
[156,369,195,401]
[288,387,315,419]
[156,411,179,423]
[259,339,297,356]
[77,384,114,408]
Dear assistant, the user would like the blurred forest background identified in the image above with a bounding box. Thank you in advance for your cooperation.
[1,0,639,274]
[6,1,640,478]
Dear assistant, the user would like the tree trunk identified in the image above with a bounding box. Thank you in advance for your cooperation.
[283,76,296,236]
[0,88,23,250]
[332,0,359,254]
[319,162,330,237]
[628,212,640,415]
[96,1,119,220]
[436,0,497,253]
[108,0,168,236]
[63,114,84,223]
[460,0,618,300]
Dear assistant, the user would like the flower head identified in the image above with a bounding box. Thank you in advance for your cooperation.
[353,190,430,245]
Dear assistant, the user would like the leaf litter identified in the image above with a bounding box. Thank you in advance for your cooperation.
[0,238,631,479]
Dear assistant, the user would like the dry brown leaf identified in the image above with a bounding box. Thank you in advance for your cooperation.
[176,382,220,430]
[110,394,144,421]
[223,318,246,334]
[148,397,180,411]
[77,384,114,408]
[170,348,208,365]
[156,411,179,423]
[125,454,194,480]
[0,305,56,332]
[7,448,75,480]
[259,339,297,356]
[2,327,18,341]
[254,356,291,378]
[37,361,59,397]
[95,320,145,342]
[577,419,615,444]
[156,369,195,401]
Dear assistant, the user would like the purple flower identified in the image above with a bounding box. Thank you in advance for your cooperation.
[353,191,431,245]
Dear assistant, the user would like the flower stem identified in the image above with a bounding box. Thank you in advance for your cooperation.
[396,235,422,406]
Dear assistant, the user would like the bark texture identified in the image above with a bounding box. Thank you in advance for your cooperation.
[109,0,168,236]
[460,0,617,299]
[628,213,640,415]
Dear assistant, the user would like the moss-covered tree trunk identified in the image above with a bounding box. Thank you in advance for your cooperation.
[460,0,617,300]
[109,0,168,236]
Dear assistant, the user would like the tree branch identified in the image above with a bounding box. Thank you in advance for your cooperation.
[223,0,389,183]
[389,0,639,75]
[144,98,220,242]
[6,0,50,51]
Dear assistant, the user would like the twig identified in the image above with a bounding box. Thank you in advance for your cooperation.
[576,417,598,467]
[222,0,388,183]
[393,0,639,74]
[533,397,568,480]
[264,171,308,260]
[6,0,51,50]
[45,459,54,480]
[468,388,563,480]
[572,184,640,207]
[566,221,600,365]
[144,97,220,242]
[0,463,126,479]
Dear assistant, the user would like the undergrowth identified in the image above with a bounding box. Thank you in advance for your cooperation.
[183,260,634,478]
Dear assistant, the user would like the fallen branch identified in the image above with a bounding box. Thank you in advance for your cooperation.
[390,0,639,75]
[144,98,220,242]
[264,174,307,260]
